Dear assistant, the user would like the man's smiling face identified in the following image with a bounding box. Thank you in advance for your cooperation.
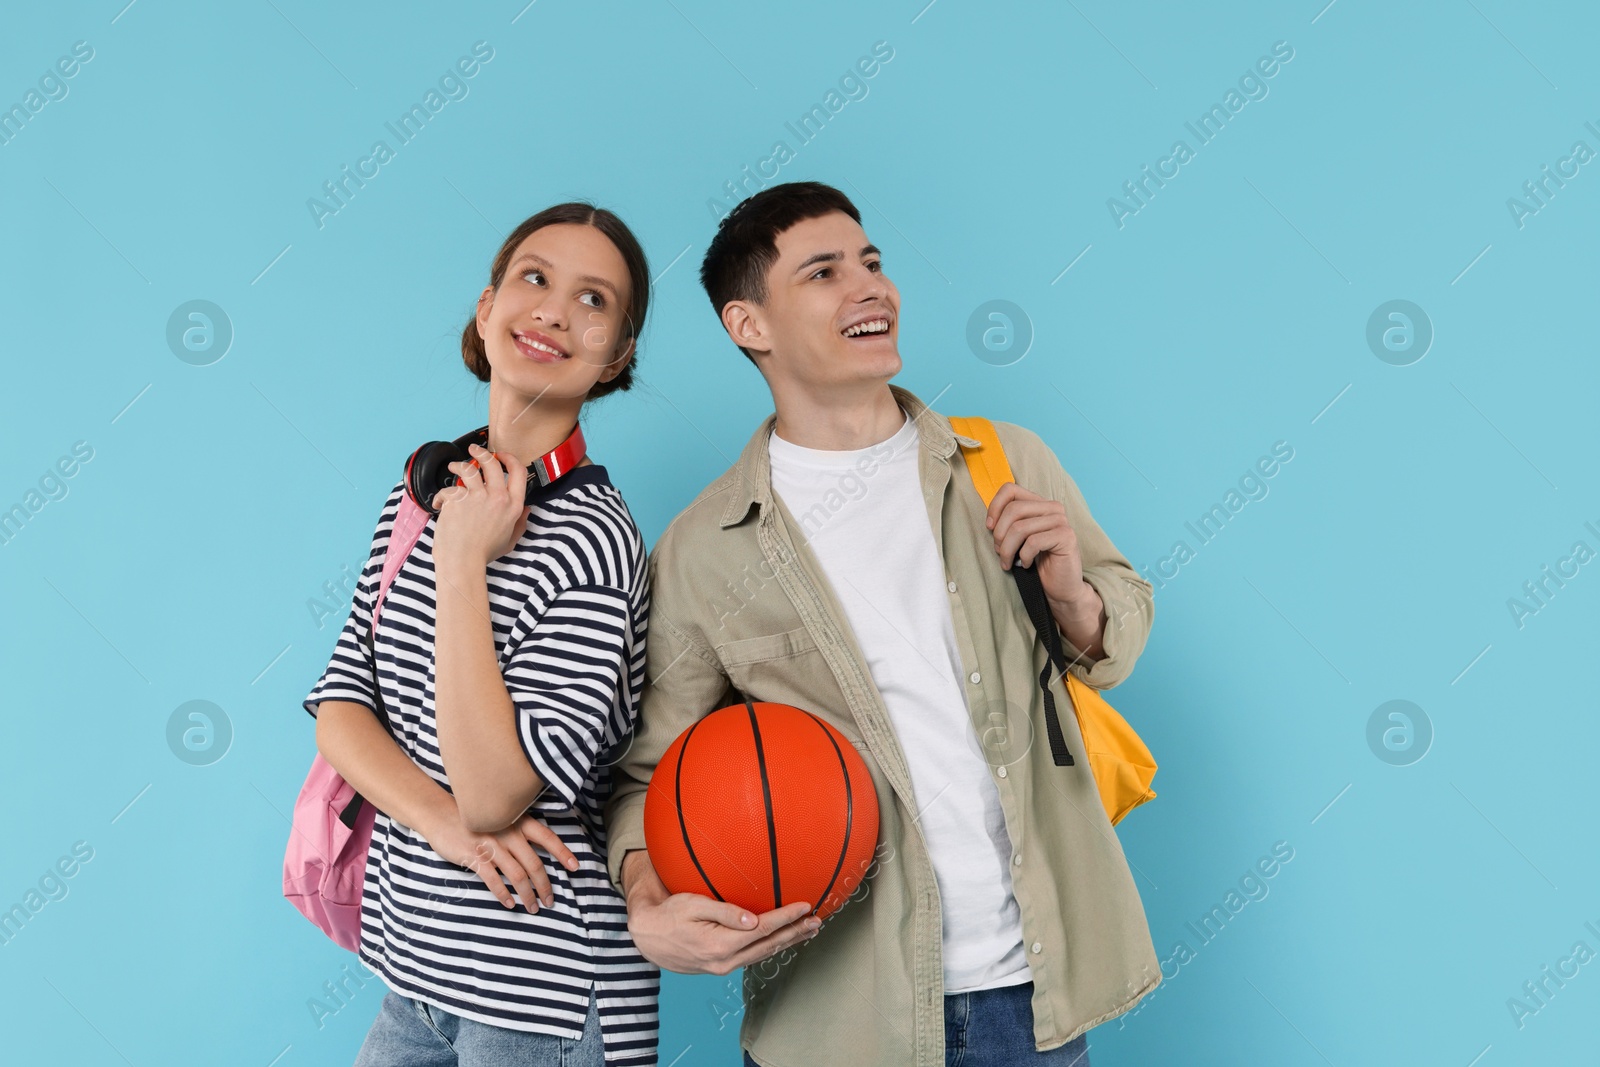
[747,211,901,390]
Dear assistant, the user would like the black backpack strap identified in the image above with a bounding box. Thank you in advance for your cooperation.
[1009,561,1077,768]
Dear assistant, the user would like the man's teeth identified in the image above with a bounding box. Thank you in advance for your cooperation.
[517,334,565,357]
[843,319,890,337]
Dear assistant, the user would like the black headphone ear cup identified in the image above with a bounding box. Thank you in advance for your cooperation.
[406,440,468,515]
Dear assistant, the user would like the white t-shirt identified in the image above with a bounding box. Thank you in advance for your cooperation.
[768,408,1032,993]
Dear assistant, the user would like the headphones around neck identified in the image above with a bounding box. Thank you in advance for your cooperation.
[404,422,587,516]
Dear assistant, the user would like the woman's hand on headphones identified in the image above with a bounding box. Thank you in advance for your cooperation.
[431,443,532,570]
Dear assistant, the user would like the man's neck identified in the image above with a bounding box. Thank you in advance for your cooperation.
[770,382,905,451]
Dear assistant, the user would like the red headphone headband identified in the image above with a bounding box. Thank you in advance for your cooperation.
[404,422,588,516]
[527,422,586,487]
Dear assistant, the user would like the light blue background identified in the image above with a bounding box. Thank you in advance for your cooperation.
[2,1,1597,1064]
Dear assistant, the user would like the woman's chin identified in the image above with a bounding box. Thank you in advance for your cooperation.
[516,371,601,406]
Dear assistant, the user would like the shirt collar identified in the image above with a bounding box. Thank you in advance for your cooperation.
[719,383,969,528]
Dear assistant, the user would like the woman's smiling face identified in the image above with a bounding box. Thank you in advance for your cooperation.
[474,222,635,402]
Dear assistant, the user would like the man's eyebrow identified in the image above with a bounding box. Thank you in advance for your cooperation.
[509,252,621,298]
[793,245,882,275]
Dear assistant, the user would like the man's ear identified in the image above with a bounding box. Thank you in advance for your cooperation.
[721,300,772,355]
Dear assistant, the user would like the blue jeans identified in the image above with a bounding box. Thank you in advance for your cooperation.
[740,980,1091,1066]
[354,986,604,1067]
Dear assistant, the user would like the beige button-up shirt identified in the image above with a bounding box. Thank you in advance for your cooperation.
[605,384,1161,1067]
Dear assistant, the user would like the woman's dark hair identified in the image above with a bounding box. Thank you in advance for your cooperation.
[699,181,861,362]
[461,202,650,400]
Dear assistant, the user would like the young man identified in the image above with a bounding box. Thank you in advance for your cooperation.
[604,182,1160,1066]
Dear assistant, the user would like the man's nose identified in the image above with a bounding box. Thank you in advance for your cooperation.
[849,266,888,302]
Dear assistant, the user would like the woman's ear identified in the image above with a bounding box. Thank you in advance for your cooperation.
[474,285,495,340]
[599,337,635,384]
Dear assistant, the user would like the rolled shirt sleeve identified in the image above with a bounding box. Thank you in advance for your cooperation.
[506,583,635,810]
[302,482,406,718]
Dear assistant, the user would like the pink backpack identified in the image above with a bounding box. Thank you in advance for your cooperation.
[283,493,430,951]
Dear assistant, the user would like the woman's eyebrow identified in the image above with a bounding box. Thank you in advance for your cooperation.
[510,253,621,298]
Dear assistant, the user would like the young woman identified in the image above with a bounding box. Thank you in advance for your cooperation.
[305,203,658,1067]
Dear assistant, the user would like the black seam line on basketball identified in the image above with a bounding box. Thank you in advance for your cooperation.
[675,717,726,903]
[744,697,782,911]
[803,710,852,918]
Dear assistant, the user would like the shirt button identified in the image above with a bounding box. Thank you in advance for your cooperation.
[1013,854,1023,866]
[969,671,981,684]
[996,766,1007,779]
[1031,941,1043,954]
[948,581,958,593]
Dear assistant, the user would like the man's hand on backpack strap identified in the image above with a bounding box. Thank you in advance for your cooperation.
[985,481,1107,660]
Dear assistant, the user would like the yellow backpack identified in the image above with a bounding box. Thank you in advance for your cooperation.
[951,416,1157,826]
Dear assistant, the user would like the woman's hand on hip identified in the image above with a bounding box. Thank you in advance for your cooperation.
[423,804,581,914]
[430,443,532,570]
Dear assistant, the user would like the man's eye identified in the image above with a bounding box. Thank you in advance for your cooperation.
[811,267,832,280]
[866,260,882,272]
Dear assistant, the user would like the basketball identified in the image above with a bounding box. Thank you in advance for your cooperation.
[643,698,880,922]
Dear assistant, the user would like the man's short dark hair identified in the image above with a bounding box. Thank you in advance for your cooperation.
[699,181,861,361]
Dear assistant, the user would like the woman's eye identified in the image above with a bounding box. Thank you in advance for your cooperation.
[522,270,546,286]
[580,291,605,308]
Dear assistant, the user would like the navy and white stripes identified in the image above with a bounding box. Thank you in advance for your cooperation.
[304,463,659,1066]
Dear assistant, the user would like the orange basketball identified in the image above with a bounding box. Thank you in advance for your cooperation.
[644,699,879,922]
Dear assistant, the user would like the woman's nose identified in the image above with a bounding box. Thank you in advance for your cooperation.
[529,301,566,330]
